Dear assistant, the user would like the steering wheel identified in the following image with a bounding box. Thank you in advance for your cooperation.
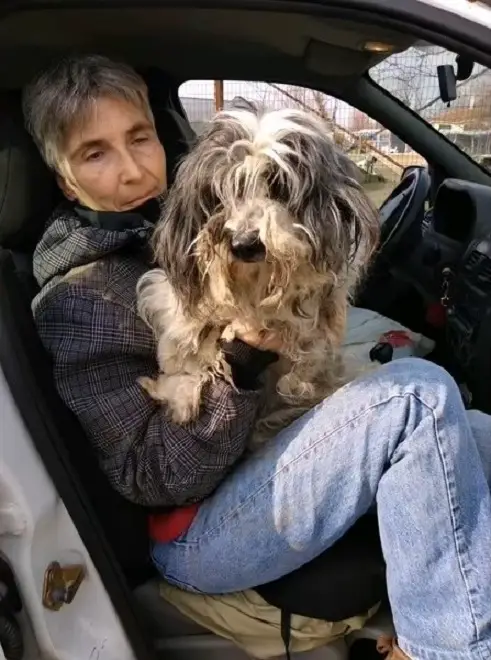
[378,166,431,259]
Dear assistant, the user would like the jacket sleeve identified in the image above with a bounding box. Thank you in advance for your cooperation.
[34,289,266,507]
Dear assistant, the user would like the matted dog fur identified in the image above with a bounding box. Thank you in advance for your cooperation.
[137,108,379,448]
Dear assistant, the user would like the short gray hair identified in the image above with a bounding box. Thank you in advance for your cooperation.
[22,54,151,171]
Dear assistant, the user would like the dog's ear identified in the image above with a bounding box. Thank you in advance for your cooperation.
[151,111,253,310]
[151,177,201,310]
[331,163,380,271]
[272,112,379,283]
[303,159,379,288]
[151,135,221,311]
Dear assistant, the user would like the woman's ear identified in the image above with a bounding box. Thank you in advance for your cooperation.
[56,173,77,202]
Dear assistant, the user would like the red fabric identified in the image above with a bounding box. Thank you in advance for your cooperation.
[149,503,200,543]
[379,330,413,348]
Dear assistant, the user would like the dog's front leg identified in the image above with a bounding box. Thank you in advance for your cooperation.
[275,360,320,404]
[139,370,207,424]
[139,324,228,424]
[137,273,220,422]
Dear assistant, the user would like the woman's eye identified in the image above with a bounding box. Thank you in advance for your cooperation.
[133,135,150,145]
[85,151,104,162]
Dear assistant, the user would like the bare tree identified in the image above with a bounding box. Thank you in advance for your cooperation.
[285,85,317,113]
[267,82,402,171]
[350,110,375,132]
[311,90,331,122]
[272,85,335,128]
[372,46,447,111]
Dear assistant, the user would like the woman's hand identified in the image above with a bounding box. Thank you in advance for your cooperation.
[222,321,284,353]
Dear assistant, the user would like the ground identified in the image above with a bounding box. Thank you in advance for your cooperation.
[363,180,395,207]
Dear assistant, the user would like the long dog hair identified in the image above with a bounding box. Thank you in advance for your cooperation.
[137,108,379,445]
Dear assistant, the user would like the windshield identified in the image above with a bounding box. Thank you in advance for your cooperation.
[370,45,491,171]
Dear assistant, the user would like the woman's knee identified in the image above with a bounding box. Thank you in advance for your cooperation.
[378,357,449,381]
[355,357,461,409]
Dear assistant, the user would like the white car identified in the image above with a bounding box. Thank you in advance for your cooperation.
[1,1,491,659]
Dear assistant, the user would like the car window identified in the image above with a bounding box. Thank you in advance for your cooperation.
[179,80,426,208]
[370,44,491,172]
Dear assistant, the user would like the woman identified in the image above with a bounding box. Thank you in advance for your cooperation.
[25,54,491,660]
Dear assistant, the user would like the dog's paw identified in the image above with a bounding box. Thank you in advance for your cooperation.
[139,373,204,424]
[138,376,166,402]
[277,373,315,401]
[221,324,237,343]
[168,401,198,425]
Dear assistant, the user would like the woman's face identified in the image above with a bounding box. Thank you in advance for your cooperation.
[58,95,167,211]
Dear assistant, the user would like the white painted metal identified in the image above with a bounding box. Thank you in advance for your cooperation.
[0,366,135,660]
[415,0,491,27]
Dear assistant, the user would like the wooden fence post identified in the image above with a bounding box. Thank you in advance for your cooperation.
[214,80,224,112]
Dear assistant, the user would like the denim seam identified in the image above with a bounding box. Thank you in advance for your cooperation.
[432,411,486,656]
[399,635,491,660]
[174,390,433,545]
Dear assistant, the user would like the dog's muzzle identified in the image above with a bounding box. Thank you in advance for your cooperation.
[228,229,266,262]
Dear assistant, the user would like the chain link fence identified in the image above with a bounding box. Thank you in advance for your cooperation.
[179,47,491,206]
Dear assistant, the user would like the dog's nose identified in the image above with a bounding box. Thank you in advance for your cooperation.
[229,230,266,262]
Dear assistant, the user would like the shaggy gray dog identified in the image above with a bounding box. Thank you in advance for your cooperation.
[137,108,379,446]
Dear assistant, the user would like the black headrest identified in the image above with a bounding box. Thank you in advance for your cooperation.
[0,92,55,251]
[141,67,196,181]
[0,69,195,252]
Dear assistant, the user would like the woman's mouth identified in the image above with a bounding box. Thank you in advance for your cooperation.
[124,189,159,209]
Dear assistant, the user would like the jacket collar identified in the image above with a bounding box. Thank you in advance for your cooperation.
[74,197,161,231]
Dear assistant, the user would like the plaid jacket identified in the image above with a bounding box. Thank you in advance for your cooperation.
[32,203,264,508]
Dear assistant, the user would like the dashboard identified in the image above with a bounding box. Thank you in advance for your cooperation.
[393,177,491,411]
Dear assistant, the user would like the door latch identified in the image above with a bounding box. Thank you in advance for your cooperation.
[42,562,85,611]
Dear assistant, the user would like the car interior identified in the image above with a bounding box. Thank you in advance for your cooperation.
[1,5,491,660]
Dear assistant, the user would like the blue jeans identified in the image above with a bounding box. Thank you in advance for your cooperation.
[152,358,491,660]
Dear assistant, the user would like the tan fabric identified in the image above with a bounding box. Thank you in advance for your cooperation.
[160,581,379,659]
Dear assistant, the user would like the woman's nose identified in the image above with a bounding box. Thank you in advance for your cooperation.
[120,150,144,183]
